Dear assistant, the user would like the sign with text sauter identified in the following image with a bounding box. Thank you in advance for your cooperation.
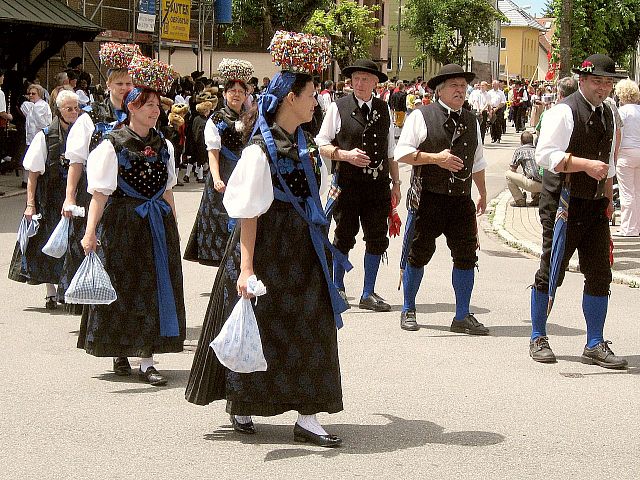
[161,0,191,42]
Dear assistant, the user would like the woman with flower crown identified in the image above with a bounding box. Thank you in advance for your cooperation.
[77,56,186,386]
[186,32,349,447]
[184,58,253,266]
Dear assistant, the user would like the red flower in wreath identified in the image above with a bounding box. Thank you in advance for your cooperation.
[580,60,594,72]
[143,146,157,157]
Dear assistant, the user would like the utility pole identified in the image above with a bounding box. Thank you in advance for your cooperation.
[396,0,402,79]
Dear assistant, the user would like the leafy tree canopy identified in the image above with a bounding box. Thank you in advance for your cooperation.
[401,0,506,67]
[304,0,384,70]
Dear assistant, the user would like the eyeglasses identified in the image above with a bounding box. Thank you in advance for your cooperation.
[27,92,38,96]
[60,106,80,113]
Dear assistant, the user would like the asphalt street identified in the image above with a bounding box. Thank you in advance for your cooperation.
[0,130,638,479]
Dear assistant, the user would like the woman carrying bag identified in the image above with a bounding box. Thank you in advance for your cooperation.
[78,55,185,386]
[185,32,349,447]
[8,90,80,309]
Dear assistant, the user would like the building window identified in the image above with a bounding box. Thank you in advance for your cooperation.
[500,37,506,50]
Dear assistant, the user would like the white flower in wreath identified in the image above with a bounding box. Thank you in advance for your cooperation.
[235,120,244,132]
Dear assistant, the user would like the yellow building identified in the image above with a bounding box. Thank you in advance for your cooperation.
[498,0,546,80]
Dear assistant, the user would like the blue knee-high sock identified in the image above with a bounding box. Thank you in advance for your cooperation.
[333,254,347,291]
[402,264,424,312]
[531,287,548,340]
[362,253,382,299]
[452,268,474,320]
[583,293,607,349]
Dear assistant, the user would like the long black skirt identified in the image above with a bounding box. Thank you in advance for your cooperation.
[77,197,186,357]
[185,201,343,416]
[8,165,67,286]
[183,156,236,267]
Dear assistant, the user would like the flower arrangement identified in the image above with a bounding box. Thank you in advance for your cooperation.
[143,146,157,157]
[128,55,179,94]
[268,31,331,75]
[99,43,142,69]
[579,60,594,73]
[217,58,254,82]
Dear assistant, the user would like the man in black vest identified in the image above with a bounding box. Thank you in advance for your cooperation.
[394,64,489,334]
[316,59,401,311]
[529,54,627,368]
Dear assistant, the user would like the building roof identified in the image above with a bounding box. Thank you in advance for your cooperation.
[0,0,102,35]
[498,0,547,30]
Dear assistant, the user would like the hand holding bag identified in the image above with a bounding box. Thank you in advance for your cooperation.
[42,216,70,258]
[211,275,267,373]
[64,251,117,305]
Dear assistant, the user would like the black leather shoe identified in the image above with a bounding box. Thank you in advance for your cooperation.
[113,357,132,376]
[529,336,556,363]
[400,310,419,331]
[230,415,256,434]
[359,293,391,312]
[45,296,57,310]
[581,341,628,369]
[450,314,489,335]
[138,366,167,386]
[338,289,350,309]
[196,178,205,183]
[293,423,342,448]
[183,175,190,183]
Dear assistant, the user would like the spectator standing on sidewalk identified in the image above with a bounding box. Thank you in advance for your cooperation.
[20,84,52,188]
[505,131,542,207]
[614,78,640,236]
[529,54,627,369]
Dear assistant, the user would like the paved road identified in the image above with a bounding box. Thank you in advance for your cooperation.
[1,131,638,479]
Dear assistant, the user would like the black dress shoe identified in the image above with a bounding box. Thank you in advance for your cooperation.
[529,336,556,363]
[230,415,256,434]
[450,314,489,335]
[45,296,57,310]
[138,366,167,386]
[113,357,132,376]
[400,310,419,331]
[293,423,342,448]
[183,175,190,183]
[196,178,205,183]
[359,292,391,312]
[581,341,628,369]
[338,289,350,309]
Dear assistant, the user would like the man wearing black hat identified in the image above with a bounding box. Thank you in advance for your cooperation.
[316,59,401,311]
[529,54,627,368]
[67,57,92,89]
[394,64,489,334]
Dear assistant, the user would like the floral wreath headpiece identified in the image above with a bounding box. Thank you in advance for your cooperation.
[128,55,179,94]
[268,30,331,75]
[217,58,254,82]
[99,42,142,70]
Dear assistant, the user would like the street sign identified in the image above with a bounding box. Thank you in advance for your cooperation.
[139,0,156,14]
[161,0,191,42]
[137,13,156,32]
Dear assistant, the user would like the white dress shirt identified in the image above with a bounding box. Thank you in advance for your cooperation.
[21,99,52,145]
[315,96,396,158]
[619,103,640,150]
[393,100,487,173]
[487,88,506,108]
[223,144,329,218]
[468,89,489,112]
[535,88,616,177]
[22,131,48,174]
[87,138,177,196]
[0,89,6,113]
[204,117,222,151]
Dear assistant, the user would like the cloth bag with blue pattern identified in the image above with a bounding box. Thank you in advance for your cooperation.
[65,251,117,305]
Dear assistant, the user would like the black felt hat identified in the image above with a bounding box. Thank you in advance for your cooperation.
[342,59,388,83]
[190,70,205,79]
[67,57,83,68]
[427,64,475,90]
[571,54,627,79]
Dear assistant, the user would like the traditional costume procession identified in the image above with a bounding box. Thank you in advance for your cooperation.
[6,33,634,457]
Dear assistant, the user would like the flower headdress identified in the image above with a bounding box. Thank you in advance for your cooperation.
[268,31,331,75]
[217,58,254,82]
[99,43,142,69]
[128,55,179,94]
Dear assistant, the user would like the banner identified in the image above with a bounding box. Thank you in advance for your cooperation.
[161,0,191,42]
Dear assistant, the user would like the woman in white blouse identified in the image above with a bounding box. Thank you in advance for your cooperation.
[20,84,52,187]
[614,79,640,236]
[78,86,186,387]
[8,90,79,308]
[186,71,346,448]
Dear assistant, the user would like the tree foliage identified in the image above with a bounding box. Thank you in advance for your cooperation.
[400,0,506,67]
[549,0,640,70]
[224,0,329,44]
[304,0,384,70]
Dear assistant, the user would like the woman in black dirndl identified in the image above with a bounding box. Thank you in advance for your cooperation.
[8,90,81,309]
[78,57,185,386]
[184,60,252,266]
[185,33,350,447]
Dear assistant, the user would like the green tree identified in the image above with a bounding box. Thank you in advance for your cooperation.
[400,0,506,67]
[224,0,329,44]
[550,0,640,71]
[304,1,384,70]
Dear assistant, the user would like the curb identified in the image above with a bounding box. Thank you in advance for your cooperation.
[0,189,26,199]
[484,190,639,287]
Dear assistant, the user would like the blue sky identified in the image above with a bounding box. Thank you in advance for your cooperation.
[512,0,549,17]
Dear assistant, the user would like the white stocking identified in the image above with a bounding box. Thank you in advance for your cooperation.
[296,414,327,436]
[139,356,154,372]
[234,415,252,424]
[46,283,57,298]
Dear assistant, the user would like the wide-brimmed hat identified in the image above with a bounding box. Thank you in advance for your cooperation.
[427,64,475,90]
[571,54,627,79]
[342,59,388,83]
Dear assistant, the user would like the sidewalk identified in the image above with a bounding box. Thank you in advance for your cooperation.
[487,189,640,286]
[0,170,25,198]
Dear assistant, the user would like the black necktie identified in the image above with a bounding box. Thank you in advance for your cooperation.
[593,106,604,127]
[449,110,461,124]
[361,103,370,120]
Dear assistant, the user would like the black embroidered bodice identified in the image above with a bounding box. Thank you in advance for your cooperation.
[212,106,244,157]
